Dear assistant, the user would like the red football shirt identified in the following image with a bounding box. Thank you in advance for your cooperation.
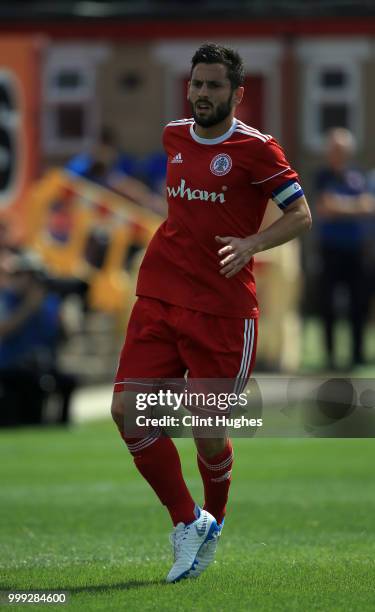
[136,118,302,318]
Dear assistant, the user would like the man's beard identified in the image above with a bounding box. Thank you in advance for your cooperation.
[190,94,233,127]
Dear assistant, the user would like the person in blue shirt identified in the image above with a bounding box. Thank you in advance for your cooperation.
[0,251,76,425]
[315,128,375,369]
[0,259,60,370]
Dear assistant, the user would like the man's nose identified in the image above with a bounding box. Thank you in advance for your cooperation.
[197,82,209,96]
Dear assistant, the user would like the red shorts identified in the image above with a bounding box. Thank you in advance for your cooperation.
[114,297,258,394]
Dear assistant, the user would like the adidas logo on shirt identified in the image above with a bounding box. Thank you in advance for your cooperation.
[171,152,183,164]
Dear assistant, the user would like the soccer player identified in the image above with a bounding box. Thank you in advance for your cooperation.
[111,43,312,582]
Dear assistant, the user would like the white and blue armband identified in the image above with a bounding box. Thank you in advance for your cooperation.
[272,180,304,210]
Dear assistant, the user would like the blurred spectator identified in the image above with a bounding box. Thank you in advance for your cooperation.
[0,251,77,426]
[66,126,122,185]
[138,151,167,196]
[314,128,375,370]
[66,126,167,215]
[365,169,375,313]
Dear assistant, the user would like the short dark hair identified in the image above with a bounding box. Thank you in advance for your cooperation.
[191,43,245,89]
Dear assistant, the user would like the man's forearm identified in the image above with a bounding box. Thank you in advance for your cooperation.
[252,199,312,255]
[317,193,375,218]
[216,197,312,278]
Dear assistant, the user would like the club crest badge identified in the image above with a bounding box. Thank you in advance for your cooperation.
[210,153,232,176]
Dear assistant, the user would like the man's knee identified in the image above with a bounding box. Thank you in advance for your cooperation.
[194,437,227,459]
[111,390,146,438]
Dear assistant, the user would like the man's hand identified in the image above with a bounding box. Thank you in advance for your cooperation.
[215,197,312,279]
[215,235,259,279]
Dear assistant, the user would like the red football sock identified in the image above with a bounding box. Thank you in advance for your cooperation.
[123,432,196,526]
[197,440,233,524]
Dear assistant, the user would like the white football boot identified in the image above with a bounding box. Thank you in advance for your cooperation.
[166,509,218,583]
[190,519,224,577]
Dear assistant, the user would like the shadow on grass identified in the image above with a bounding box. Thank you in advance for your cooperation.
[1,580,166,594]
[67,580,166,593]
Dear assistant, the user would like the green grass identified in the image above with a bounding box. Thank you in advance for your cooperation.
[301,318,375,376]
[1,420,375,611]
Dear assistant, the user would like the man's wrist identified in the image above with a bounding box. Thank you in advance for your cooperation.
[245,234,262,256]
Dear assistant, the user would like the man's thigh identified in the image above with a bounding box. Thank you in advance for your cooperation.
[114,297,186,393]
[179,310,258,390]
[178,311,258,443]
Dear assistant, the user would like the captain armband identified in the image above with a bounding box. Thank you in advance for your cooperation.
[272,180,304,210]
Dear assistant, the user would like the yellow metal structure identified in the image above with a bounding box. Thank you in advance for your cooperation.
[25,169,162,317]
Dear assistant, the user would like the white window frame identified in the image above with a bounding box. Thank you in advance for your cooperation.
[42,44,109,156]
[297,39,370,153]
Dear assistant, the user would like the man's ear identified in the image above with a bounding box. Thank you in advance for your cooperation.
[187,80,191,101]
[234,86,244,106]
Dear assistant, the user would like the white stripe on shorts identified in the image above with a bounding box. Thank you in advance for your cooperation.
[234,319,254,396]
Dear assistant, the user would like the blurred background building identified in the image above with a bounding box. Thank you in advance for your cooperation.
[0,0,374,424]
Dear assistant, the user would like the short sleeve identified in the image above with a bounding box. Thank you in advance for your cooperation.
[251,138,304,210]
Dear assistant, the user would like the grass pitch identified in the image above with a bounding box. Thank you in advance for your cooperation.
[1,419,375,611]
